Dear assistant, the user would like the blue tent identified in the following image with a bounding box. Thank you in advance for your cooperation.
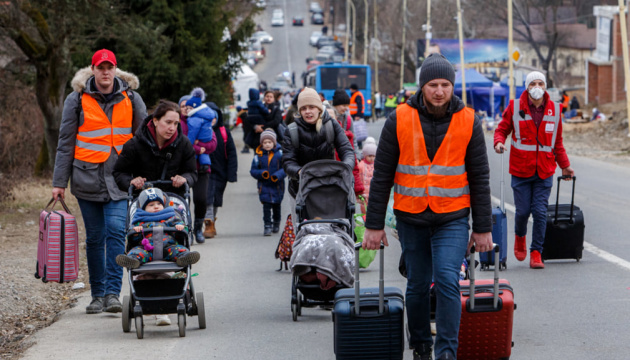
[454,85,506,118]
[455,68,493,88]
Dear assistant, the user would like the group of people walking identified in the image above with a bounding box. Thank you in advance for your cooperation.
[51,49,237,316]
[50,47,574,359]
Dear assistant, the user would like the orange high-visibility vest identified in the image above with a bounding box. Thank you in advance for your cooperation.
[75,92,133,163]
[349,91,364,115]
[393,104,474,214]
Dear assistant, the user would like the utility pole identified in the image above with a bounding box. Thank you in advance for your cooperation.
[456,0,466,105]
[374,0,379,93]
[350,0,357,63]
[345,0,350,62]
[425,0,431,55]
[618,0,630,137]
[363,0,369,65]
[508,0,515,100]
[400,0,407,91]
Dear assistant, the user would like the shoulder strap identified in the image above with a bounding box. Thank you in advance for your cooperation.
[220,126,228,143]
[324,120,334,146]
[288,122,299,150]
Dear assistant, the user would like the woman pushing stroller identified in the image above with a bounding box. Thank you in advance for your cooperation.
[281,87,356,216]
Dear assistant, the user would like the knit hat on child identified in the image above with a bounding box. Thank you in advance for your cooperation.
[364,136,376,146]
[362,143,377,157]
[260,128,277,147]
[185,87,206,109]
[138,188,167,210]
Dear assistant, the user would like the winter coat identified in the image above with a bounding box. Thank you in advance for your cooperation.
[52,67,147,202]
[113,115,197,195]
[281,109,356,198]
[357,159,374,201]
[250,144,286,204]
[264,101,285,142]
[181,114,218,173]
[246,88,270,125]
[494,90,570,180]
[207,102,238,183]
[364,90,492,234]
[186,104,215,167]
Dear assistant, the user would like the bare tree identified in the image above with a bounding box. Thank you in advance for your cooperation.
[0,0,120,173]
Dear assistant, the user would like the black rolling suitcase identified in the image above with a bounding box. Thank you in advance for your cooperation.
[333,243,405,360]
[542,175,585,261]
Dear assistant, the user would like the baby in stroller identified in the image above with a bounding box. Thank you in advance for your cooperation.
[116,188,200,269]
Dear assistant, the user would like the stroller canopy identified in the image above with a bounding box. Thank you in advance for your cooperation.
[296,160,355,220]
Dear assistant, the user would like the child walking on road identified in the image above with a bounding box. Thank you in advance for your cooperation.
[357,142,376,214]
[250,129,286,236]
[116,188,200,269]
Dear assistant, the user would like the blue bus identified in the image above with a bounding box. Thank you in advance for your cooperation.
[304,63,372,117]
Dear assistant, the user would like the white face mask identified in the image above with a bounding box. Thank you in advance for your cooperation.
[529,86,544,100]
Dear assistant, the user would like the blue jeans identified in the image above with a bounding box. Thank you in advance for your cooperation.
[77,198,127,298]
[397,217,470,358]
[511,173,553,252]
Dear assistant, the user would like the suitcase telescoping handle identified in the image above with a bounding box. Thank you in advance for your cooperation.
[46,197,71,214]
[469,244,500,311]
[354,242,385,316]
[500,152,505,213]
[554,175,577,224]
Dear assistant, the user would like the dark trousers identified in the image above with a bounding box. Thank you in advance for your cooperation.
[193,171,209,220]
[262,202,281,226]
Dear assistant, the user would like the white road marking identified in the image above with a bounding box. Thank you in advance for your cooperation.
[491,195,630,271]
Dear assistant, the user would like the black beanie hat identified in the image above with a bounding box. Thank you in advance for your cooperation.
[419,53,456,89]
[332,89,350,106]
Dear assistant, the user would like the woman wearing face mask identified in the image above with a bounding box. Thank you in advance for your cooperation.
[281,87,356,220]
[493,71,574,270]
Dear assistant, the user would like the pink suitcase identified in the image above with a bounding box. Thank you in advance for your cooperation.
[35,198,79,283]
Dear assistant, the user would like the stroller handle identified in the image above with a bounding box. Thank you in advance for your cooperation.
[127,180,190,197]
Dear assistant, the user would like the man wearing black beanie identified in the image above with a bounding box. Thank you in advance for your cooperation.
[362,53,493,360]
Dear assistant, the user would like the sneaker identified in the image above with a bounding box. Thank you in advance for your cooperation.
[530,250,545,269]
[155,315,171,326]
[436,353,455,360]
[514,235,527,261]
[195,227,206,244]
[116,254,141,269]
[413,344,433,360]
[264,225,272,236]
[240,146,250,153]
[272,223,280,233]
[175,251,201,267]
[86,297,103,314]
[103,294,122,313]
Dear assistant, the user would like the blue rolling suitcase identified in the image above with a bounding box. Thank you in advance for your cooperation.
[480,153,508,270]
[333,243,405,360]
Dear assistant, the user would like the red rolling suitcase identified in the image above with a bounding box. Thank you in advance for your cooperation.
[458,245,515,360]
[35,198,79,283]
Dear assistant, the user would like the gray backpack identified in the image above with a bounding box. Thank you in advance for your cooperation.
[287,120,334,151]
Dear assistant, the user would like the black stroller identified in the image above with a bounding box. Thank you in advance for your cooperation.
[121,180,205,339]
[290,160,356,321]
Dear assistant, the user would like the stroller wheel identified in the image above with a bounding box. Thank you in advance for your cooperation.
[122,296,131,333]
[297,290,302,316]
[291,303,298,321]
[196,292,206,329]
[178,314,186,337]
[135,316,144,339]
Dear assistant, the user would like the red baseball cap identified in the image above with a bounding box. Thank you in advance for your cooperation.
[92,49,117,66]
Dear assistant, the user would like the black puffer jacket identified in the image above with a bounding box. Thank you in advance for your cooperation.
[207,102,238,183]
[281,110,356,197]
[365,91,492,233]
[113,115,197,195]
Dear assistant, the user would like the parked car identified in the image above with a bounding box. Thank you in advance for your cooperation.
[315,36,333,48]
[317,39,343,50]
[272,8,283,16]
[309,31,322,46]
[252,31,273,43]
[309,2,322,13]
[292,16,304,26]
[315,53,332,63]
[271,13,284,26]
[311,12,324,25]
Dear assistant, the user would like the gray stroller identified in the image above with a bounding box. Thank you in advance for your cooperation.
[290,159,356,321]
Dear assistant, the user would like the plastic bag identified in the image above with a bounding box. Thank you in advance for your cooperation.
[354,211,377,269]
[385,188,396,229]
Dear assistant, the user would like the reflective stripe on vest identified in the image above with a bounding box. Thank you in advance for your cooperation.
[512,100,560,153]
[393,104,474,214]
[75,92,133,163]
[349,91,364,115]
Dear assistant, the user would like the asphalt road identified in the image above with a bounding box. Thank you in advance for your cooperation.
[21,1,630,359]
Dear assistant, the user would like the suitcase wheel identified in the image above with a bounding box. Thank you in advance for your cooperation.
[34,261,40,279]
